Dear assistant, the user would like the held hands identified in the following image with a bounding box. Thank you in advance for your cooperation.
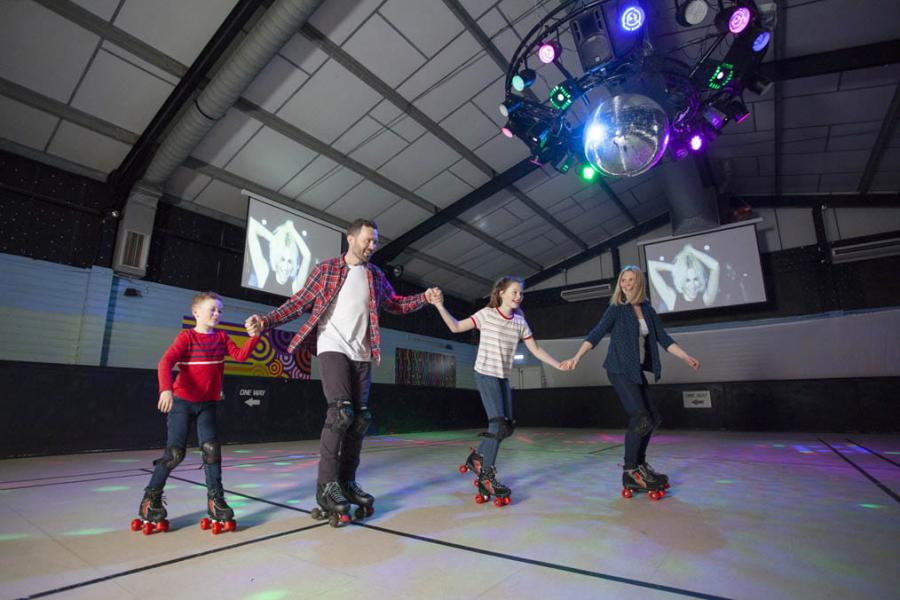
[424,287,443,306]
[558,357,580,371]
[158,390,173,413]
[245,314,263,337]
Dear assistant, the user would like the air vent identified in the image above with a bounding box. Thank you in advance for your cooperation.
[121,230,146,269]
[560,283,613,302]
[831,236,900,264]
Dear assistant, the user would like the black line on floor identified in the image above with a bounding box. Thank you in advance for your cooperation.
[819,438,899,503]
[163,472,313,514]
[1,472,149,491]
[19,522,327,599]
[588,443,625,455]
[357,522,732,599]
[845,439,900,468]
[0,466,154,485]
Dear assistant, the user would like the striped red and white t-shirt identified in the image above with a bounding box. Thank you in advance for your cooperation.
[158,329,260,402]
[470,307,533,379]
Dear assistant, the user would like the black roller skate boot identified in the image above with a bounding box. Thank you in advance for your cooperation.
[341,480,375,520]
[475,465,512,507]
[200,492,237,534]
[458,448,483,489]
[131,488,169,535]
[312,481,352,527]
[640,463,670,488]
[622,467,666,500]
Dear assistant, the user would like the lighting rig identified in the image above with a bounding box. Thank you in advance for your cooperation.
[500,0,775,180]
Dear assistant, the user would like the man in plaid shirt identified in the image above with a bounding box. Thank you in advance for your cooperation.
[246,219,438,523]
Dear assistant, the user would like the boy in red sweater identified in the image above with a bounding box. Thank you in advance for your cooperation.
[134,292,260,534]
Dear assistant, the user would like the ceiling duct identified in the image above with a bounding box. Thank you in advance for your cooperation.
[831,236,900,264]
[560,283,613,302]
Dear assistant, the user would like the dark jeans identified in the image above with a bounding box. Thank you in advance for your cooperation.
[317,352,372,484]
[474,372,513,470]
[146,397,222,495]
[608,371,660,470]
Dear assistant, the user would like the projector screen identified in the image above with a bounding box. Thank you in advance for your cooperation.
[241,193,343,297]
[641,221,767,314]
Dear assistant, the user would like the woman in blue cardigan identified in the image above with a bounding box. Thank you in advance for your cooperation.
[561,266,700,495]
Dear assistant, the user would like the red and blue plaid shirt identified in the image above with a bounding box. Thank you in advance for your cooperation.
[260,256,427,364]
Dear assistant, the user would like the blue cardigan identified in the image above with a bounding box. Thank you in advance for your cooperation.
[584,302,676,384]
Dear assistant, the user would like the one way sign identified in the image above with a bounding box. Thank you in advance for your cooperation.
[683,390,711,408]
[244,398,261,407]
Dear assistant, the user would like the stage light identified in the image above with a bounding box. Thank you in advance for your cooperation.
[549,84,574,110]
[752,30,771,52]
[676,0,709,27]
[620,5,645,32]
[538,40,561,64]
[689,134,704,151]
[724,98,750,123]
[501,126,514,138]
[707,62,735,90]
[669,137,689,160]
[511,68,536,92]
[703,106,727,130]
[580,164,598,182]
[499,96,522,118]
[556,152,576,174]
[746,73,773,96]
[717,5,753,35]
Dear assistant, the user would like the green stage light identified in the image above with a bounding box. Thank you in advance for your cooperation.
[580,164,597,181]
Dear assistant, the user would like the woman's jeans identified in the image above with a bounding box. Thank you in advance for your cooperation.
[474,373,513,469]
[608,371,660,470]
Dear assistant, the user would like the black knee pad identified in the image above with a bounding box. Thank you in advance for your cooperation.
[630,412,654,437]
[352,408,372,436]
[153,446,185,470]
[201,440,221,465]
[480,417,515,440]
[329,400,354,433]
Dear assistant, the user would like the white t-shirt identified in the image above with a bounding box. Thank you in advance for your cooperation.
[316,265,371,361]
[638,318,649,364]
[471,307,533,379]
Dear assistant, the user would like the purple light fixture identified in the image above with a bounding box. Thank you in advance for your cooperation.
[728,6,752,34]
[689,134,704,151]
[501,126,514,138]
[620,5,645,32]
[538,41,561,64]
[752,30,771,52]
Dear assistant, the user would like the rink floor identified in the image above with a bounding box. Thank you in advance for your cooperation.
[1,429,898,600]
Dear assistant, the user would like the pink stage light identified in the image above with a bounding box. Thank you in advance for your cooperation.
[729,7,752,34]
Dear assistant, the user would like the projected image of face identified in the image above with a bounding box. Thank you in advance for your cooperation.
[270,224,301,285]
[677,259,706,302]
[348,225,378,264]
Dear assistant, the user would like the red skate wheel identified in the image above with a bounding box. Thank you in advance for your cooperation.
[664,483,671,490]
[494,497,506,508]
[502,496,511,506]
[458,465,467,474]
[130,519,141,532]
[199,517,211,530]
[621,489,633,499]
[649,490,661,501]
[474,494,485,504]
[142,522,154,535]
[473,479,479,487]
[155,520,169,533]
[212,521,223,535]
[339,514,351,523]
[223,520,236,532]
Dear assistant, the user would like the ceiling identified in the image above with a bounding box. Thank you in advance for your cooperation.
[1,0,898,300]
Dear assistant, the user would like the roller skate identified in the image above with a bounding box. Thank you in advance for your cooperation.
[131,489,169,535]
[458,448,483,482]
[474,465,512,508]
[640,463,670,489]
[200,492,237,534]
[621,467,667,501]
[340,480,375,520]
[311,481,352,527]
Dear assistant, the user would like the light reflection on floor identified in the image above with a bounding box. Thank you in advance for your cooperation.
[0,429,897,599]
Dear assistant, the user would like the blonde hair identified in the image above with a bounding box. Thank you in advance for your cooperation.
[610,266,647,305]
[673,251,707,294]
[191,291,222,308]
[487,276,524,314]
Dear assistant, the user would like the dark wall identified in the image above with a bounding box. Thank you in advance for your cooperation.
[514,378,900,433]
[0,361,484,458]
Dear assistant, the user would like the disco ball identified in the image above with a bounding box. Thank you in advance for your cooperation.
[583,94,670,178]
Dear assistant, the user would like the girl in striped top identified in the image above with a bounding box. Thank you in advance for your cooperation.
[432,276,565,507]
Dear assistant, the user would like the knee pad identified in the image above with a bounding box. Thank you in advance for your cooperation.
[630,412,654,437]
[352,408,372,437]
[329,400,354,433]
[153,446,185,470]
[480,417,515,440]
[201,440,221,465]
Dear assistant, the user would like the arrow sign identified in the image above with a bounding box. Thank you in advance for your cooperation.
[245,398,261,407]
